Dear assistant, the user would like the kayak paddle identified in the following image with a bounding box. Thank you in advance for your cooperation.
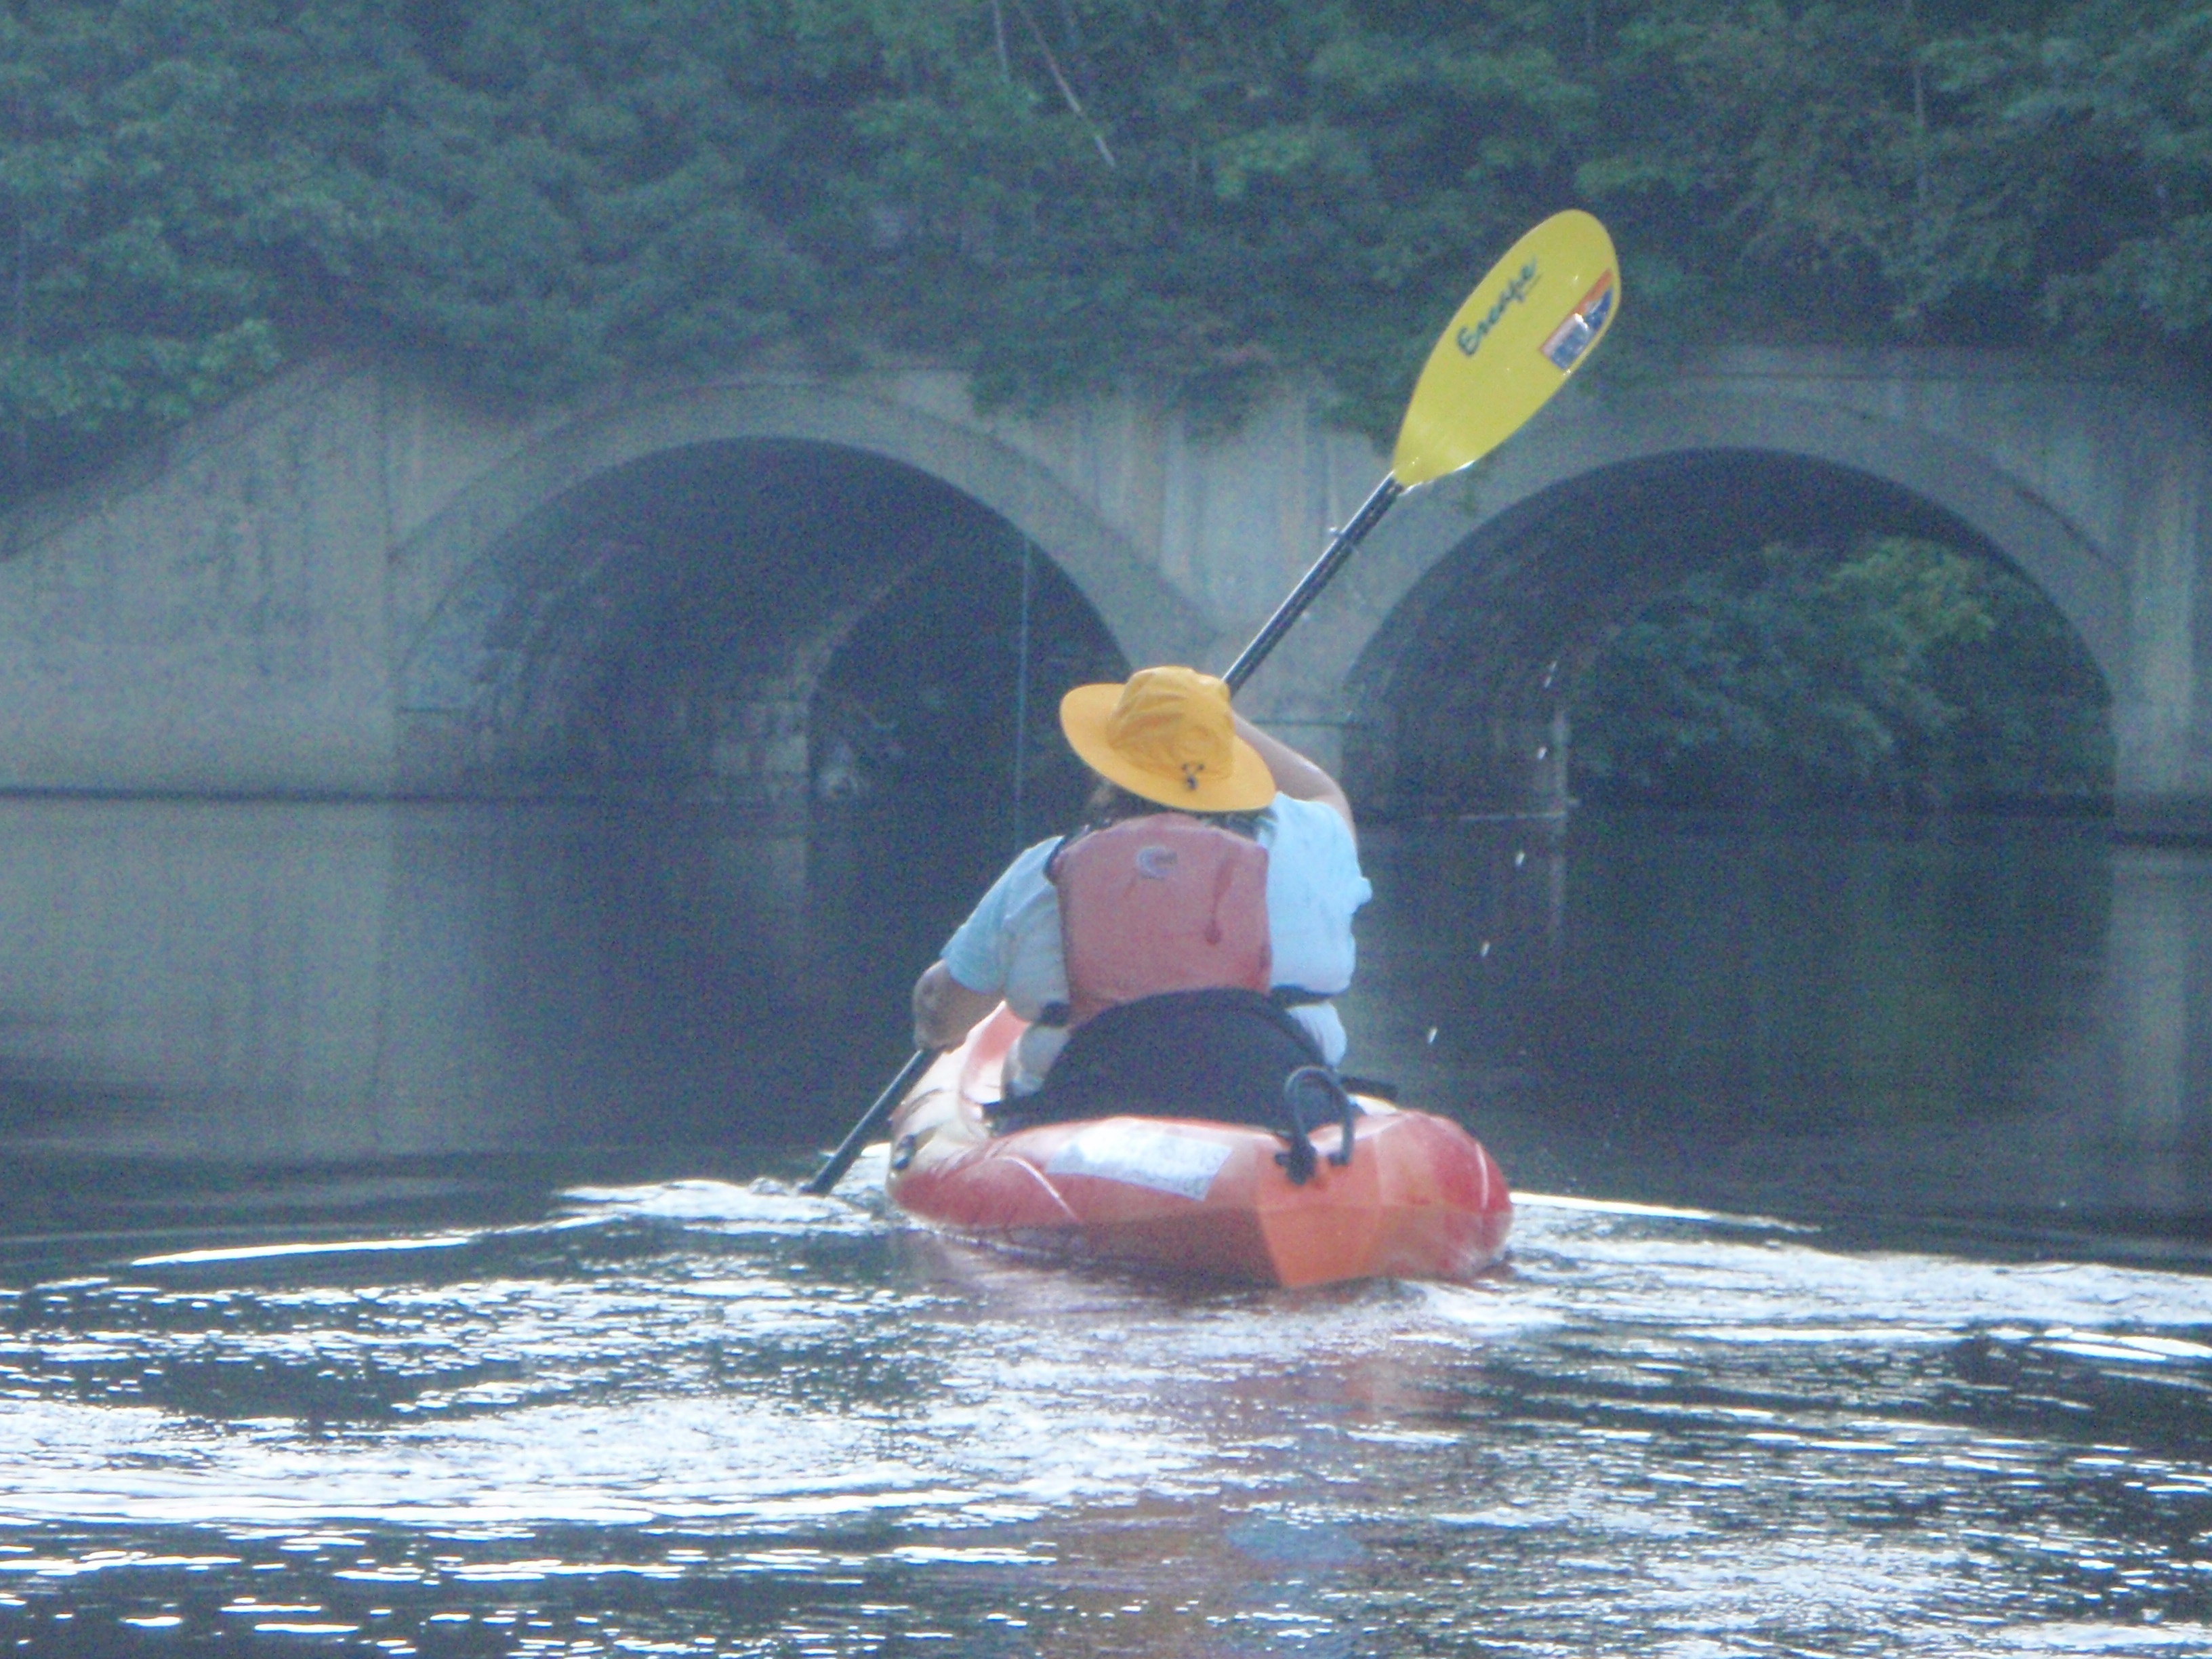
[802,208,1620,1196]
[1223,208,1619,689]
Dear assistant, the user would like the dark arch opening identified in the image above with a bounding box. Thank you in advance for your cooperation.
[1345,450,2114,818]
[461,440,1120,819]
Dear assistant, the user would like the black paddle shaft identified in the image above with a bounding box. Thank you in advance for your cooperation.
[1222,475,1406,691]
[803,469,1409,1198]
[803,1046,935,1196]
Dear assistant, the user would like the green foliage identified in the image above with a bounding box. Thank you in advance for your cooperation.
[0,0,2208,503]
[1570,535,2113,806]
[0,1,314,478]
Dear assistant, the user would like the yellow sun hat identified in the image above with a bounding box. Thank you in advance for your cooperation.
[1059,666,1277,813]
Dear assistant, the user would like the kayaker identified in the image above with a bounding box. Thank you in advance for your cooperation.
[910,665,1371,1129]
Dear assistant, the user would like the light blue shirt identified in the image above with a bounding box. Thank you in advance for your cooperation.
[941,795,1371,1080]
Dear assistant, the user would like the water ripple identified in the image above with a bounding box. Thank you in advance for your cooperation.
[0,1179,2206,1654]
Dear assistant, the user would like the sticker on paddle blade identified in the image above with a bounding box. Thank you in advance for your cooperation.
[1540,271,1616,372]
[1047,1122,1233,1202]
[1391,209,1621,487]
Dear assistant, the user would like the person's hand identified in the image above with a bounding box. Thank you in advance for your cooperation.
[912,961,1002,1050]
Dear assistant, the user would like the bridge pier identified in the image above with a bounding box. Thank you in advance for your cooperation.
[2109,411,2212,840]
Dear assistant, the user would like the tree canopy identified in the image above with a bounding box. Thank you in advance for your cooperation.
[1570,535,2114,808]
[1,0,2207,504]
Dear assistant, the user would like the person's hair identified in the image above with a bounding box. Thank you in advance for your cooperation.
[1074,776,1269,840]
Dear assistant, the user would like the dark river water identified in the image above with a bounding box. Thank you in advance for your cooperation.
[0,798,2208,1656]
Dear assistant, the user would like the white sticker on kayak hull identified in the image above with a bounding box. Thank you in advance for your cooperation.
[1046,1123,1233,1202]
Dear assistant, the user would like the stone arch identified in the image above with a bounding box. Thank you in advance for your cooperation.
[388,376,1201,794]
[1235,377,2129,811]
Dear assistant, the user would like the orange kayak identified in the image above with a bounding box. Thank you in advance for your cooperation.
[883,1007,1513,1288]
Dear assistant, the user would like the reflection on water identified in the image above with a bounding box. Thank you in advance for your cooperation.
[0,796,2209,1652]
[0,797,2203,1242]
[0,797,933,1162]
[1354,810,2211,1239]
[0,796,2204,1250]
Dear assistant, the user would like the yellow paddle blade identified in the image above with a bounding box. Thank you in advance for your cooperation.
[1391,209,1620,487]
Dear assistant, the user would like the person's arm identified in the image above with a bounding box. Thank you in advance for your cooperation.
[912,960,1002,1050]
[912,836,1060,1050]
[1235,713,1353,833]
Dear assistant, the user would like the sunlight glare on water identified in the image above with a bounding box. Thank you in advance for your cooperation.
[0,1176,2208,1655]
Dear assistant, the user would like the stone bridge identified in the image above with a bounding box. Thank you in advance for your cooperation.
[0,346,2202,833]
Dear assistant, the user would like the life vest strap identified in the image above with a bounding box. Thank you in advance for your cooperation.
[1033,983,1328,1029]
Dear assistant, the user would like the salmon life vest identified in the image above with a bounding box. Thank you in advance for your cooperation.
[1050,813,1272,1029]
